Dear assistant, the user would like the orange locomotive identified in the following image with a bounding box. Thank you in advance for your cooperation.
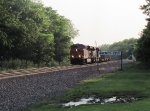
[70,44,97,64]
[70,44,111,64]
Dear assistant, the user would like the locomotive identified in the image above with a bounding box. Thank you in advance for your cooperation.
[70,44,111,64]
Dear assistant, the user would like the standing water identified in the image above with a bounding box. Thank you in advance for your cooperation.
[63,96,139,107]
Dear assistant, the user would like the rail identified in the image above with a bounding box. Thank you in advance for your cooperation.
[0,61,120,80]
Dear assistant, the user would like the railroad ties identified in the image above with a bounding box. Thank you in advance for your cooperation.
[0,64,94,80]
[0,61,120,80]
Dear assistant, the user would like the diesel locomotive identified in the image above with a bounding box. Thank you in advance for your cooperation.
[70,44,111,64]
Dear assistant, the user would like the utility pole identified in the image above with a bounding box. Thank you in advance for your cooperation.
[120,51,123,70]
[95,41,100,73]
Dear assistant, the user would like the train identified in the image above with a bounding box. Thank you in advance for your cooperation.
[70,43,111,64]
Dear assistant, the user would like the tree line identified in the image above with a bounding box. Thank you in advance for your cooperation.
[100,0,150,66]
[99,38,137,60]
[135,0,150,65]
[0,0,78,69]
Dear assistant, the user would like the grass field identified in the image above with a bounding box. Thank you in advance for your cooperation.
[26,64,150,111]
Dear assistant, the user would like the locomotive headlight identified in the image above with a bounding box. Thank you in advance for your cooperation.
[71,55,74,58]
[76,49,78,52]
[78,55,81,58]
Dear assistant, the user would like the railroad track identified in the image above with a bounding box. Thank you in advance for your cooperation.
[0,61,121,80]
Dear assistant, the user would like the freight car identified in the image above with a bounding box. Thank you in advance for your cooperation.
[70,44,110,64]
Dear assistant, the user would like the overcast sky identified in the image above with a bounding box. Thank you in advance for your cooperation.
[41,0,147,46]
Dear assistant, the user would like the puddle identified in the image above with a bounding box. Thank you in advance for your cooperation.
[63,96,139,107]
[63,98,94,107]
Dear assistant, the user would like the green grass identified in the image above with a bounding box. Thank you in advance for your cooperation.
[26,64,150,111]
[27,99,150,111]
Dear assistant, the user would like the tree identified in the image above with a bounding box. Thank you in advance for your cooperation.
[99,44,110,51]
[45,7,78,64]
[135,0,150,64]
[0,0,78,68]
[135,22,150,63]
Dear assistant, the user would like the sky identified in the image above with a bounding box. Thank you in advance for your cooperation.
[41,0,147,46]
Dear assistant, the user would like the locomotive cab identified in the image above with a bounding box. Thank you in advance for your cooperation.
[70,44,98,64]
[70,44,88,64]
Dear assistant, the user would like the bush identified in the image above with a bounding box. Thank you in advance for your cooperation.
[0,58,70,71]
[0,59,35,70]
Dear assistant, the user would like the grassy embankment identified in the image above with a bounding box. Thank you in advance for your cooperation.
[26,64,150,111]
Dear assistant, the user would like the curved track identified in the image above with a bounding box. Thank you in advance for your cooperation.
[0,60,126,80]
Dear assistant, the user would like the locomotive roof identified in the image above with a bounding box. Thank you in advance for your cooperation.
[71,44,97,50]
[71,44,86,49]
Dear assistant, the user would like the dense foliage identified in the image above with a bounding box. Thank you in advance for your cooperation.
[0,0,78,69]
[135,0,150,64]
[100,38,137,59]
